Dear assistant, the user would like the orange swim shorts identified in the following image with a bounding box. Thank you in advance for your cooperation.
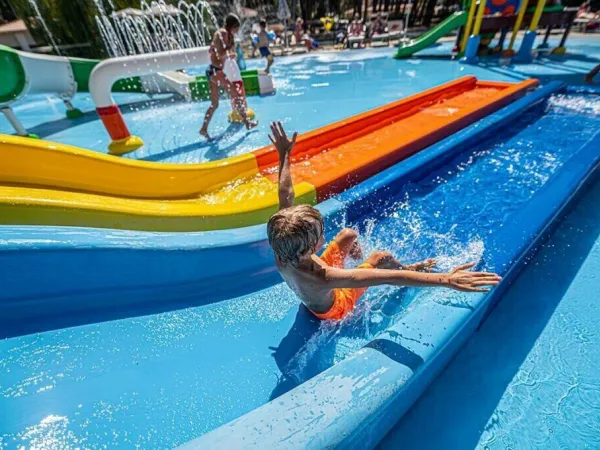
[311,241,373,321]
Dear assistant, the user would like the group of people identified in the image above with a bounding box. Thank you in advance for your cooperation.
[250,17,320,57]
[200,13,318,139]
[248,12,391,62]
[344,12,389,48]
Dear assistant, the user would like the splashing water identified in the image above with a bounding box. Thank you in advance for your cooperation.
[93,0,219,57]
[27,0,62,55]
[232,0,256,41]
[283,208,485,385]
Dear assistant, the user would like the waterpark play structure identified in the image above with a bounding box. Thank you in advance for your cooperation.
[0,44,274,152]
[0,76,536,231]
[2,2,599,446]
[89,47,263,154]
[2,78,599,448]
[394,0,577,61]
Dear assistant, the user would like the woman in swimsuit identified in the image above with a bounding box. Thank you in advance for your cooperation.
[200,14,258,139]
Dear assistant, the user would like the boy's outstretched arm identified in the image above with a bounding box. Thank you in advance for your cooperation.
[269,121,298,210]
[323,262,501,293]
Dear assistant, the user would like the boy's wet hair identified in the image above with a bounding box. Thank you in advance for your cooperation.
[259,18,267,28]
[267,205,324,266]
[224,13,241,30]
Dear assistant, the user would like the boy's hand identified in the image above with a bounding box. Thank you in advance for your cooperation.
[446,262,501,292]
[269,121,298,158]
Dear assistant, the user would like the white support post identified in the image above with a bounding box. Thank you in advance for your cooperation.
[1,107,28,136]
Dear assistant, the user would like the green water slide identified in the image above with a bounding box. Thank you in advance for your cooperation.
[394,11,467,59]
[0,45,143,105]
[0,45,266,103]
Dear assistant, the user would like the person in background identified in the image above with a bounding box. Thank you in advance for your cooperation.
[373,13,387,34]
[200,13,258,139]
[578,0,591,17]
[335,19,348,48]
[294,17,304,45]
[301,24,319,52]
[257,18,275,73]
[348,13,364,37]
[347,12,365,48]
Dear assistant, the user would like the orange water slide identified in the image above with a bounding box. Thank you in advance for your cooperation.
[254,76,538,202]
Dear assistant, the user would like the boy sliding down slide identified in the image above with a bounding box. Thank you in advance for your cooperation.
[200,14,258,140]
[266,121,502,320]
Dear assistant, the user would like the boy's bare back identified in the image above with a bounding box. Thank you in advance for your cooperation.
[276,255,333,313]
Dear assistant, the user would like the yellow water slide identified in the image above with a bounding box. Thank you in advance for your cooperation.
[0,134,317,231]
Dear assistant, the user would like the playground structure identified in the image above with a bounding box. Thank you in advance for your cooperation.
[461,1,577,63]
[0,45,274,154]
[394,0,577,62]
[89,47,268,154]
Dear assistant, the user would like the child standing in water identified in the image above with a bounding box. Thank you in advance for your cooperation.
[266,121,502,320]
[257,18,275,74]
[200,13,258,140]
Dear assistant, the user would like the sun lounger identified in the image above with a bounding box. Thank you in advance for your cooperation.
[348,35,365,48]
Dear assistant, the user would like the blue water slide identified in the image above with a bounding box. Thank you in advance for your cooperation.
[179,82,600,448]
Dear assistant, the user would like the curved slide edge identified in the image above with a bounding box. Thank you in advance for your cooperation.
[0,134,261,198]
[0,44,77,105]
[179,81,587,449]
[394,11,467,59]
